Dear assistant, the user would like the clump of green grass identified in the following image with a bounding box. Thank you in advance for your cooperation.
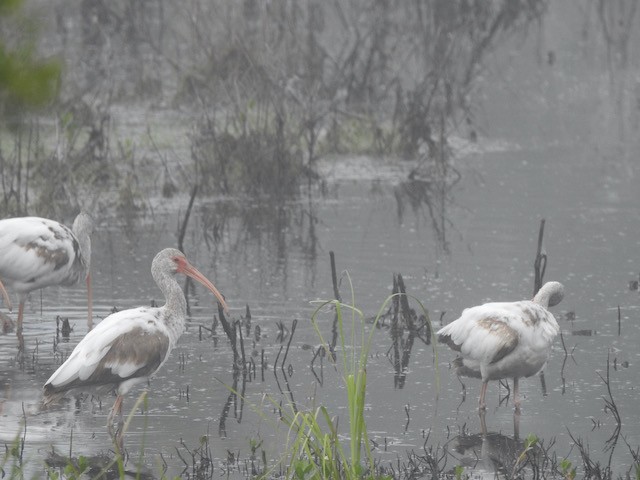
[276,300,383,479]
[1,435,27,479]
[559,458,577,480]
[263,273,434,480]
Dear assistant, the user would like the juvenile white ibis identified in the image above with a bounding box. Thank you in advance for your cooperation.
[0,212,94,346]
[43,248,229,451]
[437,281,564,411]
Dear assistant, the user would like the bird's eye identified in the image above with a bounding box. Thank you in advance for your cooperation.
[172,256,185,269]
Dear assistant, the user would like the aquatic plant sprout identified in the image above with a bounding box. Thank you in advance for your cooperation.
[305,270,438,478]
[211,270,438,478]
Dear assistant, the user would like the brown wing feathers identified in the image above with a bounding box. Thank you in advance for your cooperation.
[44,328,170,398]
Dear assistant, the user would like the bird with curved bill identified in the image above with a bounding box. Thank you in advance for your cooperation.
[0,212,93,348]
[42,248,229,452]
[437,281,564,412]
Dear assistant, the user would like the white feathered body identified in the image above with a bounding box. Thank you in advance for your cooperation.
[0,216,88,295]
[437,300,560,382]
[44,305,178,401]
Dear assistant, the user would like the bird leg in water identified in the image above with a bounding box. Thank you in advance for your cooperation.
[107,395,124,452]
[479,409,488,436]
[114,429,124,455]
[0,279,11,311]
[478,381,488,411]
[513,377,521,412]
[16,302,25,352]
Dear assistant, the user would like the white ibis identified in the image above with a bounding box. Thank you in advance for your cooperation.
[43,248,229,451]
[0,212,94,346]
[437,281,564,411]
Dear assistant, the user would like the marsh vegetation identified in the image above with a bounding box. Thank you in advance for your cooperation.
[0,0,550,216]
[1,0,640,479]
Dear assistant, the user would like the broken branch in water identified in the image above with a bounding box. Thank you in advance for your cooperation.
[533,218,546,297]
[617,305,621,336]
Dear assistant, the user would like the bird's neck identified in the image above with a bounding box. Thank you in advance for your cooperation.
[73,227,92,275]
[533,284,554,308]
[159,277,188,339]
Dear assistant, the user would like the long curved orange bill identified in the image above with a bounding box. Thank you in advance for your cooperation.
[0,279,12,312]
[180,261,229,314]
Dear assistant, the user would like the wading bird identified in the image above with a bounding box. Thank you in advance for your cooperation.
[437,281,564,411]
[43,248,229,451]
[0,212,94,347]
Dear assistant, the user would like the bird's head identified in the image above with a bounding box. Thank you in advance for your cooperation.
[72,211,94,276]
[72,211,94,237]
[154,248,229,314]
[534,281,564,308]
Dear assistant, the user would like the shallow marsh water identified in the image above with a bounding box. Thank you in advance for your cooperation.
[0,136,639,478]
[2,4,640,476]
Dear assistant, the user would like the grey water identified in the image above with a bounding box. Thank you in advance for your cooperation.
[1,137,638,478]
[1,2,640,479]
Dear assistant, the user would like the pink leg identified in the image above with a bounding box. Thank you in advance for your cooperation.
[479,408,488,436]
[107,395,123,438]
[16,301,25,351]
[478,381,488,411]
[513,377,521,412]
[86,273,93,330]
[0,279,11,311]
[108,395,125,453]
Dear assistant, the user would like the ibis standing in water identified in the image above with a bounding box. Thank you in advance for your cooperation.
[43,248,229,451]
[437,281,564,411]
[0,212,94,347]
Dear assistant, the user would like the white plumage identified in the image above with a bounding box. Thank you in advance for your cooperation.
[0,212,93,345]
[437,281,564,410]
[44,308,166,391]
[43,248,229,451]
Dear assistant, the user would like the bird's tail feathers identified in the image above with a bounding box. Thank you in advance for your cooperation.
[42,384,66,408]
[437,333,462,352]
[453,357,482,379]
